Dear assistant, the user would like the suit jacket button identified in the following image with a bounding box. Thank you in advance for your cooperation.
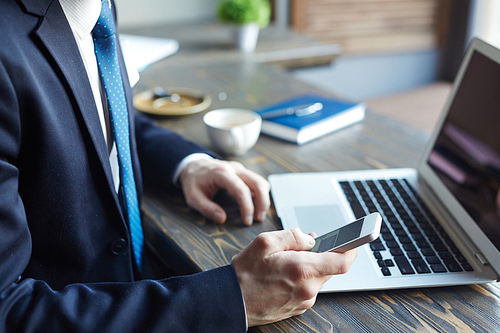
[110,238,127,255]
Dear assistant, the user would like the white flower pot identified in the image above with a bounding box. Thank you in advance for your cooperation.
[234,23,260,52]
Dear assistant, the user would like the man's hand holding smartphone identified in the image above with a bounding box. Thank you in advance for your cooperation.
[231,213,381,326]
[232,227,359,326]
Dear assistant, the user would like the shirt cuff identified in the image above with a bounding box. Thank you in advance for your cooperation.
[172,153,214,185]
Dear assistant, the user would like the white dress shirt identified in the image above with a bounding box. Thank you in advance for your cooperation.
[59,0,211,192]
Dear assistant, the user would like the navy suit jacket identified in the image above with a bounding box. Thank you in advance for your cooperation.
[0,0,246,331]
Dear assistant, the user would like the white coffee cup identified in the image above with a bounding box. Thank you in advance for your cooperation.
[203,108,262,156]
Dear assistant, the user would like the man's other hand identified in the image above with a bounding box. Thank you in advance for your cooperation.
[179,159,270,226]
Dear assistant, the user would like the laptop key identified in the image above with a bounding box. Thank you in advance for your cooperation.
[424,229,438,237]
[350,203,366,218]
[390,248,403,256]
[399,236,412,244]
[426,256,441,264]
[438,251,453,260]
[403,243,417,251]
[443,259,463,272]
[394,256,415,274]
[431,264,447,273]
[412,233,425,241]
[339,181,351,188]
[427,236,441,244]
[345,194,358,202]
[407,251,422,259]
[394,229,407,237]
[386,241,400,248]
[416,241,430,248]
[412,259,431,273]
[421,248,436,257]
[462,263,474,271]
[382,233,395,242]
[391,224,404,231]
[387,215,398,223]
[433,244,448,252]
[381,267,392,276]
[399,213,411,221]
[370,243,386,251]
[408,227,420,234]
[404,221,417,229]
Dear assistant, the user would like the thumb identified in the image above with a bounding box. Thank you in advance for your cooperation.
[258,228,316,255]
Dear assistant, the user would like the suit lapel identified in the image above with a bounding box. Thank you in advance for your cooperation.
[24,0,124,216]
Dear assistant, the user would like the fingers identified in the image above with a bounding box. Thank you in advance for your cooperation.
[303,248,358,277]
[215,161,270,225]
[184,185,227,224]
[212,167,256,226]
[233,164,271,222]
[251,229,316,256]
[257,231,357,279]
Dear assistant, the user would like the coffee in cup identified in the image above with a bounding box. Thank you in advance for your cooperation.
[203,108,262,156]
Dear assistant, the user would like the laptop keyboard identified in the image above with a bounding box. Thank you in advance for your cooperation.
[339,179,474,277]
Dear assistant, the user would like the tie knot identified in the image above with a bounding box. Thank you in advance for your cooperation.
[93,0,115,38]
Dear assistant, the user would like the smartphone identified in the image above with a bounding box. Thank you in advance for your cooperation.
[309,212,382,253]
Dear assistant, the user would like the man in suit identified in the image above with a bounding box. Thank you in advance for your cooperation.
[0,0,357,331]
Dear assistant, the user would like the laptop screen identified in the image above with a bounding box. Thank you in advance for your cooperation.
[427,50,500,252]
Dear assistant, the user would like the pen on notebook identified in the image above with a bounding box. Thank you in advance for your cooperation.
[260,102,323,119]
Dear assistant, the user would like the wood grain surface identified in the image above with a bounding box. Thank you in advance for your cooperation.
[130,25,500,332]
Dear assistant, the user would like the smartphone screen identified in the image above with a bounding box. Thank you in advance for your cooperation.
[309,213,381,253]
[315,218,363,252]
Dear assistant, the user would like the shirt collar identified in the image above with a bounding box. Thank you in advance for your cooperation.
[59,0,102,41]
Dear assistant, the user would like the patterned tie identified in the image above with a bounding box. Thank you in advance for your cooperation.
[93,0,143,270]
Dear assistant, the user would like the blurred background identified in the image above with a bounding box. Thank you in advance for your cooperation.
[117,0,500,132]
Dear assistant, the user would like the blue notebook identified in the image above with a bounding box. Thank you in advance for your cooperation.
[257,94,365,144]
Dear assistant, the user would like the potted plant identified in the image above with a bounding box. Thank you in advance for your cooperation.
[217,0,271,52]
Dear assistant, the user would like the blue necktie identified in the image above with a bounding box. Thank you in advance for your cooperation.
[93,0,144,270]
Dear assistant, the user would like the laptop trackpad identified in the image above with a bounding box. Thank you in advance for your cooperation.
[294,205,347,235]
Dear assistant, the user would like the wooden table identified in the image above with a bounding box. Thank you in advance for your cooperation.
[129,24,500,332]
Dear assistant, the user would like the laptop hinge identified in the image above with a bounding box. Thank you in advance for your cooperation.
[475,253,489,266]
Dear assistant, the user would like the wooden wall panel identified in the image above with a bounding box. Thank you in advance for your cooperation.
[291,0,450,54]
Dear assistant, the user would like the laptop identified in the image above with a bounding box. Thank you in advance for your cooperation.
[269,38,500,292]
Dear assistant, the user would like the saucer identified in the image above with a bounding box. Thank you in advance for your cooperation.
[133,87,212,116]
